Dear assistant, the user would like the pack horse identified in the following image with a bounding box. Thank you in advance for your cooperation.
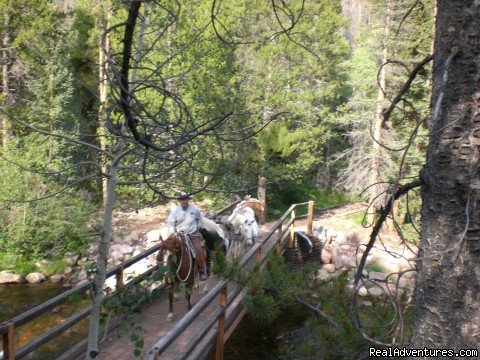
[227,205,259,259]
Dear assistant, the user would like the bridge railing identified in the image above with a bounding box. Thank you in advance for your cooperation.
[0,200,240,360]
[146,200,315,360]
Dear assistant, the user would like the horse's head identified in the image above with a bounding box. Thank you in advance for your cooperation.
[229,208,258,244]
[156,233,180,262]
[240,217,258,243]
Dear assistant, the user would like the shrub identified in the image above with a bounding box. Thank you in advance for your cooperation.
[39,259,68,276]
[0,136,95,262]
[267,179,351,219]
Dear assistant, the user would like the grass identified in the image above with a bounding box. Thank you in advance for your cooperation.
[0,253,38,275]
[366,261,388,273]
[0,252,69,276]
[39,259,68,276]
[346,212,366,227]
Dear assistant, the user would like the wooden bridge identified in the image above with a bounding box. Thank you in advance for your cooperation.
[1,201,315,360]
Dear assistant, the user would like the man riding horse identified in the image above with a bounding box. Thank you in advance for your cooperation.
[166,191,208,280]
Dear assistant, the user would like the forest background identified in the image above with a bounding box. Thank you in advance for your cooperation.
[0,0,433,280]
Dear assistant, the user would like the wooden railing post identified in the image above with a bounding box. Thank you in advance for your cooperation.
[258,176,266,223]
[307,201,314,235]
[255,246,262,265]
[277,223,282,241]
[215,284,227,360]
[115,266,124,289]
[289,209,296,248]
[2,322,15,360]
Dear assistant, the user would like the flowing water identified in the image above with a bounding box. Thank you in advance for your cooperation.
[225,304,316,360]
[0,283,90,360]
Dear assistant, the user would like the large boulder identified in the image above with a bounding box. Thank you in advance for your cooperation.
[119,244,133,255]
[110,251,124,262]
[123,235,136,246]
[320,250,332,264]
[112,237,124,245]
[25,272,47,284]
[369,271,387,281]
[64,252,81,266]
[322,264,336,273]
[357,285,369,297]
[77,270,88,281]
[0,270,23,284]
[130,231,141,242]
[341,255,357,268]
[49,274,63,283]
[368,287,384,296]
[329,246,339,264]
[146,229,161,244]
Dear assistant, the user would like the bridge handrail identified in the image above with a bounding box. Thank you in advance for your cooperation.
[146,200,314,359]
[0,200,240,360]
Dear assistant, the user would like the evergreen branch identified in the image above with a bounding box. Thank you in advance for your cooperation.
[293,295,341,329]
[395,0,423,35]
[0,174,99,203]
[0,152,103,177]
[382,54,433,126]
[1,109,109,155]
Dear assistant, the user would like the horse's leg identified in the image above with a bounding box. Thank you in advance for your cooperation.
[174,282,180,302]
[167,281,174,322]
[205,246,211,277]
[186,278,193,310]
[240,239,245,259]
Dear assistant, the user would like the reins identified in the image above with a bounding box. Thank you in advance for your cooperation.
[173,234,194,283]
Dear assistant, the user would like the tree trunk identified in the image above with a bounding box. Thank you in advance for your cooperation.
[98,0,111,207]
[85,141,123,360]
[1,6,11,151]
[368,0,390,229]
[412,1,480,350]
[87,4,148,357]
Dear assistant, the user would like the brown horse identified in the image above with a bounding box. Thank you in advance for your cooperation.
[156,233,196,322]
[239,196,266,224]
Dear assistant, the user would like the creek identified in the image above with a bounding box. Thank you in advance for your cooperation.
[2,283,315,360]
[225,304,316,360]
[0,282,90,360]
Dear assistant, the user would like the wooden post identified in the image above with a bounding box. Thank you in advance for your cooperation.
[115,266,124,289]
[257,176,266,223]
[277,223,282,242]
[289,209,296,248]
[2,323,15,360]
[255,246,262,265]
[215,284,227,360]
[307,201,314,235]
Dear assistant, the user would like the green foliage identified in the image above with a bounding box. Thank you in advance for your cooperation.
[0,253,37,275]
[0,137,95,261]
[346,212,366,227]
[299,271,411,359]
[212,251,313,324]
[267,180,351,218]
[366,261,387,274]
[39,260,68,276]
[215,249,413,359]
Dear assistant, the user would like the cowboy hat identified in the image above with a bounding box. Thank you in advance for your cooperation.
[177,191,192,200]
